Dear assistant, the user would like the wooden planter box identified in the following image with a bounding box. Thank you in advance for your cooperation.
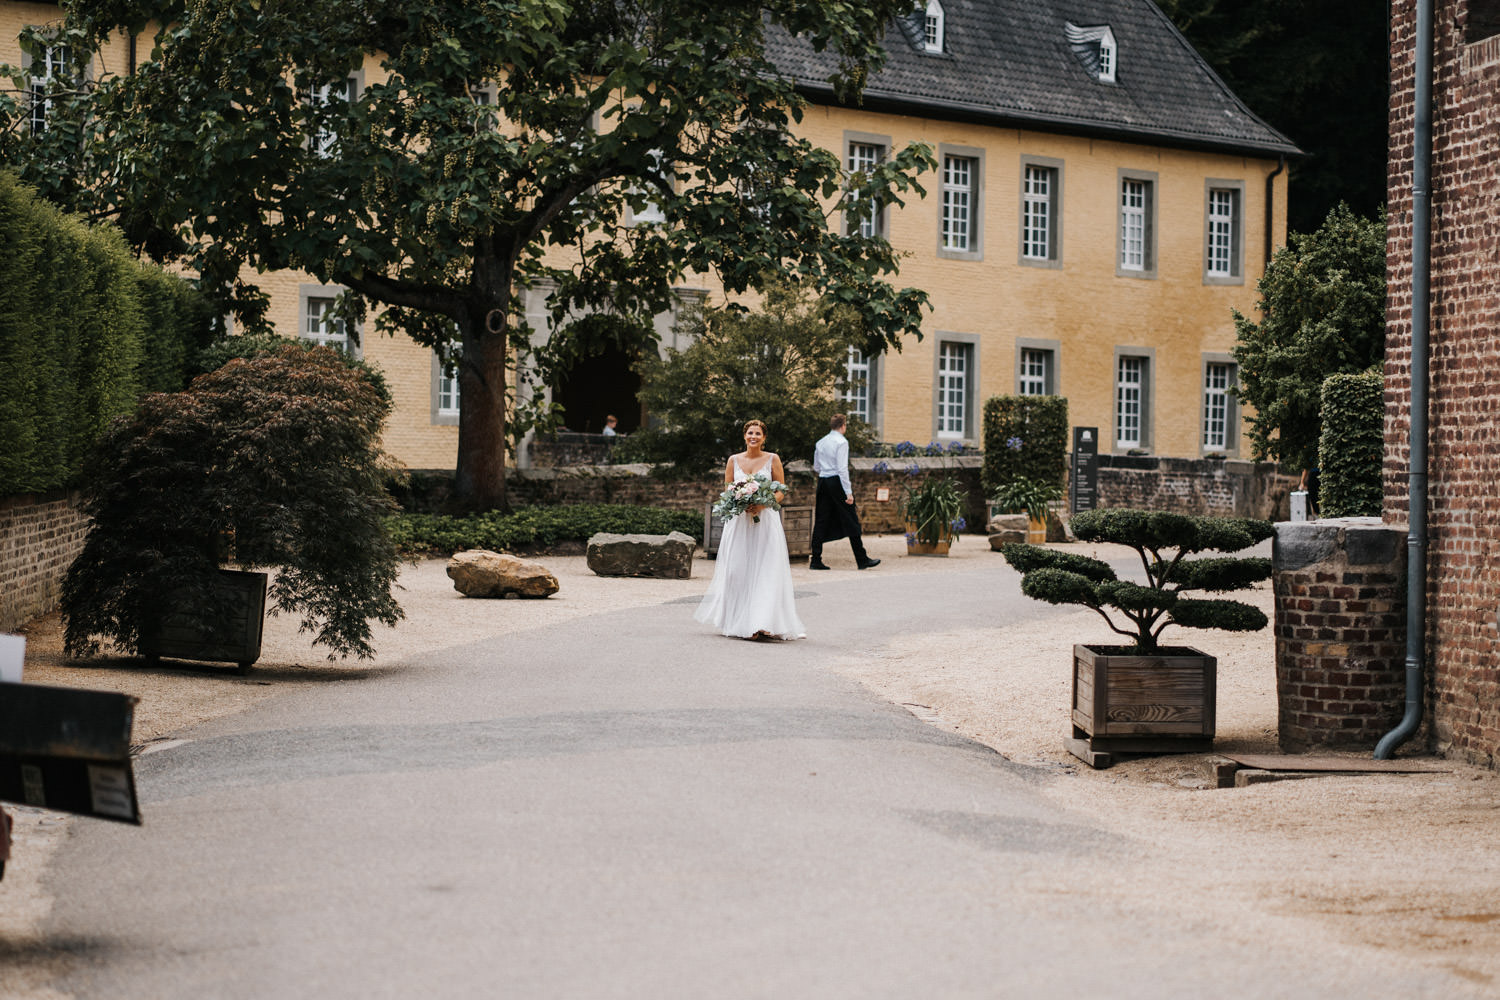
[140,569,268,674]
[1064,643,1216,768]
[703,503,813,559]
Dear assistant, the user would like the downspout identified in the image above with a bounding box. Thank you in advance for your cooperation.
[1377,0,1432,759]
[1263,154,1286,268]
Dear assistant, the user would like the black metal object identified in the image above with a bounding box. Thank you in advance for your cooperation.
[0,684,141,824]
[141,568,267,674]
[1069,426,1099,513]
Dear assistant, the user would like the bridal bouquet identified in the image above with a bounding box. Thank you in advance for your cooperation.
[713,471,789,524]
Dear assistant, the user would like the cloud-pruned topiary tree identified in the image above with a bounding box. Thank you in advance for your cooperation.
[1001,508,1274,653]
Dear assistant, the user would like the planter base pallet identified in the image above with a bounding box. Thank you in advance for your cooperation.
[1064,729,1216,769]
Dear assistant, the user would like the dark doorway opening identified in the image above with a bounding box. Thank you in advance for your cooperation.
[553,345,642,434]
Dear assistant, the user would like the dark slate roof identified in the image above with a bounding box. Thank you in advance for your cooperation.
[764,0,1301,158]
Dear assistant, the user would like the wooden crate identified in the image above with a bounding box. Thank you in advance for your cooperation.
[703,503,813,559]
[1066,644,1216,767]
[140,569,268,673]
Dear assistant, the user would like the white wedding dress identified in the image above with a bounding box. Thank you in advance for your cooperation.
[694,458,806,640]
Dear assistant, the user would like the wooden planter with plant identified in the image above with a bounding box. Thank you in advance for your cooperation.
[1001,508,1273,768]
[900,476,968,555]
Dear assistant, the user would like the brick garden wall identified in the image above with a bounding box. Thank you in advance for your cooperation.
[1096,456,1295,520]
[1385,0,1500,765]
[0,491,90,633]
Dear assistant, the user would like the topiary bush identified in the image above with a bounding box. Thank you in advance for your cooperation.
[63,343,404,661]
[1317,369,1383,518]
[1001,508,1274,653]
[981,394,1068,497]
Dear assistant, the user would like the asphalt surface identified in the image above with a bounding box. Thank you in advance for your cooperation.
[36,553,1479,999]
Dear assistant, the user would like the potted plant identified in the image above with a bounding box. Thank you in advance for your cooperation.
[900,476,968,556]
[991,476,1064,543]
[63,342,405,671]
[1001,508,1273,767]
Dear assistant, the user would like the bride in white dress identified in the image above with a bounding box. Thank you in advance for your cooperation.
[695,419,806,640]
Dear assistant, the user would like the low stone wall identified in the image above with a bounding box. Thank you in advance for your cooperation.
[1272,518,1409,752]
[0,491,91,632]
[526,433,620,469]
[1095,456,1296,520]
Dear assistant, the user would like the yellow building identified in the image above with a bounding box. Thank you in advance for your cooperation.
[4,0,1297,469]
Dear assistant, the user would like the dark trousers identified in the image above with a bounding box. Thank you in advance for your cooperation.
[811,476,869,564]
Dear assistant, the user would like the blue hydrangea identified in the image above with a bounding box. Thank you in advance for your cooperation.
[1006,436,1023,451]
[947,441,965,453]
[895,440,916,456]
[872,460,889,474]
[951,517,968,532]
[925,440,945,455]
[905,463,921,477]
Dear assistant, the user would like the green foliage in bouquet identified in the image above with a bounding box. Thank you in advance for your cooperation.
[1001,508,1274,653]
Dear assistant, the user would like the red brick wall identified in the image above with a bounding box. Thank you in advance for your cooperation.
[1386,0,1500,765]
[1273,521,1408,751]
[0,492,91,632]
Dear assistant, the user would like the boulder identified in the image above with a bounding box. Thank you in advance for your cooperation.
[987,513,1029,550]
[447,550,560,598]
[586,531,695,579]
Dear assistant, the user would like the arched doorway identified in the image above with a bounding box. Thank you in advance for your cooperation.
[553,344,643,434]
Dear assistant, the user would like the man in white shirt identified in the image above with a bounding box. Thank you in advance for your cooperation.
[809,413,879,570]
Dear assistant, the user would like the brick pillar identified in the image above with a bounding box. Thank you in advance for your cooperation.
[1272,519,1407,752]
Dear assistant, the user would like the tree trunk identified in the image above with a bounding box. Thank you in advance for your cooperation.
[453,308,510,512]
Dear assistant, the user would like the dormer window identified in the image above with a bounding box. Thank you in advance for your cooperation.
[923,0,945,53]
[1065,22,1117,84]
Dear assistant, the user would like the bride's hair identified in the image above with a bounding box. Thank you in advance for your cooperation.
[743,418,767,437]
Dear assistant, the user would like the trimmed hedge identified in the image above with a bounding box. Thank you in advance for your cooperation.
[0,172,213,494]
[981,394,1068,496]
[389,504,704,556]
[1317,369,1384,517]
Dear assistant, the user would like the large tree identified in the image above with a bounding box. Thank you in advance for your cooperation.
[1231,204,1385,472]
[8,0,933,510]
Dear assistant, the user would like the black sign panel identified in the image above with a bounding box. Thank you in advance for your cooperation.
[0,684,141,824]
[1070,426,1099,513]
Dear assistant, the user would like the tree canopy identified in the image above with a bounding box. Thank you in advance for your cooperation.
[1231,204,1386,472]
[1157,0,1389,231]
[7,0,935,510]
[621,278,872,476]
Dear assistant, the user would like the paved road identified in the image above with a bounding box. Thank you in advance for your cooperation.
[39,553,1469,998]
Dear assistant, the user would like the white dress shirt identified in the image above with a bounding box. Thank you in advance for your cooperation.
[812,430,851,496]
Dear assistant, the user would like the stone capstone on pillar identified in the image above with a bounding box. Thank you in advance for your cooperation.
[585,531,696,579]
[447,550,560,598]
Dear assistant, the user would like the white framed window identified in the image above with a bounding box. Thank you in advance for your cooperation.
[1098,30,1117,83]
[299,284,359,356]
[307,75,359,158]
[1204,181,1245,283]
[938,148,983,258]
[304,297,349,350]
[843,347,876,424]
[1202,358,1238,453]
[846,139,886,238]
[26,39,77,134]
[1018,348,1051,396]
[1117,171,1157,277]
[1114,353,1152,451]
[935,339,976,438]
[432,349,461,425]
[1020,159,1062,264]
[923,0,946,53]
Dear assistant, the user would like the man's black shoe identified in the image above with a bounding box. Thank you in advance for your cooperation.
[857,558,881,570]
[808,560,831,570]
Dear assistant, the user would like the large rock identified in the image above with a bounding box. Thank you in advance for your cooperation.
[586,531,695,579]
[987,513,1029,550]
[447,550,559,598]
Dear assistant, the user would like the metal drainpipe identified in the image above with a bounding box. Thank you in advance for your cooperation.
[1377,0,1432,759]
[1263,154,1286,268]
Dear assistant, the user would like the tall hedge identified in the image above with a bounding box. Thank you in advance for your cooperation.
[0,172,212,494]
[981,395,1069,496]
[1317,370,1384,518]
